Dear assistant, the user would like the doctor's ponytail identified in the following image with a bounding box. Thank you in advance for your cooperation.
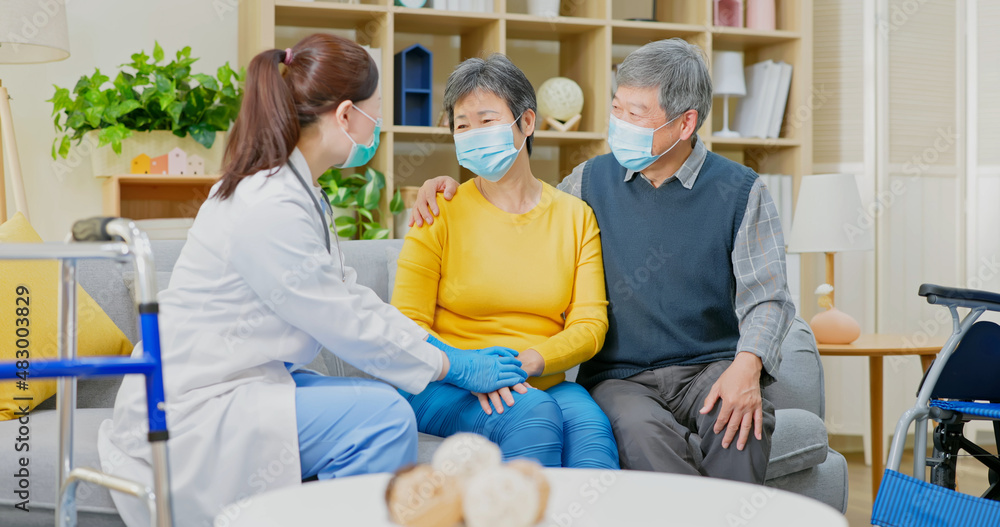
[214,34,379,200]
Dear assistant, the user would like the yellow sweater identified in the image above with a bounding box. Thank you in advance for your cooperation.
[392,180,608,391]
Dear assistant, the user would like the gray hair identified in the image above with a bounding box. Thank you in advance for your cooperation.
[616,38,713,132]
[443,54,537,155]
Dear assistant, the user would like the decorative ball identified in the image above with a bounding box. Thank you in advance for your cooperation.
[506,459,550,523]
[463,466,541,527]
[431,433,503,483]
[385,464,462,527]
[537,77,585,122]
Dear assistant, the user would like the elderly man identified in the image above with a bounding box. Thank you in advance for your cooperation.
[409,38,794,484]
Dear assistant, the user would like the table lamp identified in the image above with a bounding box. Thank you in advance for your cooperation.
[0,0,72,223]
[712,51,745,138]
[787,174,874,344]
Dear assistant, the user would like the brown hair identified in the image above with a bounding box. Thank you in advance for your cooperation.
[213,34,379,200]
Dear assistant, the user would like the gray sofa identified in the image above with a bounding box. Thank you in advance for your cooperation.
[0,239,848,526]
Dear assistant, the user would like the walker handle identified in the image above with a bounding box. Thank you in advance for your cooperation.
[72,217,118,242]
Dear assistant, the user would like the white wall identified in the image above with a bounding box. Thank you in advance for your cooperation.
[0,0,238,241]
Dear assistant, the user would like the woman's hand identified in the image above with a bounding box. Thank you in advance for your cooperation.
[475,382,533,415]
[409,176,460,227]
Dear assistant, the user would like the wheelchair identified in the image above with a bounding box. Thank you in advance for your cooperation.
[872,284,1000,526]
[0,218,173,527]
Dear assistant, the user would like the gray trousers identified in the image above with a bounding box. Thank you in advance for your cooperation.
[589,360,775,484]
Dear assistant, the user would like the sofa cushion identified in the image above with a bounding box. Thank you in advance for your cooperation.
[340,239,403,303]
[765,408,830,480]
[766,448,849,513]
[0,214,133,420]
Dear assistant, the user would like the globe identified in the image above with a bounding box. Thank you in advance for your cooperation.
[537,77,584,122]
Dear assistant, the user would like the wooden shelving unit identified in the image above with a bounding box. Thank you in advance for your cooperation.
[238,0,812,236]
[102,174,219,220]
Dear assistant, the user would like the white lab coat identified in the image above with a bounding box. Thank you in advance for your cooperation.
[97,148,442,527]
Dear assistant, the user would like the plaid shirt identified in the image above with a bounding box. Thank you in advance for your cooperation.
[558,136,794,379]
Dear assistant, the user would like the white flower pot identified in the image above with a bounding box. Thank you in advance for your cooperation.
[87,130,227,177]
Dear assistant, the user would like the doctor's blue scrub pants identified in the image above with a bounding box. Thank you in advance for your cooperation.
[292,370,418,479]
[402,381,620,469]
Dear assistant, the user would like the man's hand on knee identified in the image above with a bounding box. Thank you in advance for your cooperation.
[699,353,764,452]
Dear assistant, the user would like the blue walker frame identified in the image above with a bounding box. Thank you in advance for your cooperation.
[0,217,173,527]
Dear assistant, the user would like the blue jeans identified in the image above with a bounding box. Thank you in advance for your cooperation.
[293,370,418,479]
[403,380,619,469]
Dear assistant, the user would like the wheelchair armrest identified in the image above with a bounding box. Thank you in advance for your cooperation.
[919,283,1000,312]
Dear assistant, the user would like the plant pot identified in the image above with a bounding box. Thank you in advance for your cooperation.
[527,0,560,17]
[88,130,227,177]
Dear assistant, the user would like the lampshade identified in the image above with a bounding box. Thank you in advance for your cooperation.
[712,51,746,97]
[786,174,875,254]
[0,0,70,64]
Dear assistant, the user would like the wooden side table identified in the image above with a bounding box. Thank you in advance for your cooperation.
[817,334,946,501]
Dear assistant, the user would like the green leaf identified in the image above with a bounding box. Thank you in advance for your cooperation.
[83,107,103,128]
[187,123,216,148]
[362,227,390,240]
[153,41,164,63]
[66,111,85,130]
[73,75,91,93]
[328,187,353,208]
[131,51,149,66]
[365,167,386,190]
[98,124,131,155]
[167,101,186,125]
[390,188,405,215]
[83,89,105,106]
[192,73,218,92]
[58,135,71,158]
[358,208,374,222]
[51,139,57,160]
[217,63,232,85]
[48,86,72,115]
[90,69,110,89]
[357,179,381,211]
[107,99,141,120]
[334,215,358,239]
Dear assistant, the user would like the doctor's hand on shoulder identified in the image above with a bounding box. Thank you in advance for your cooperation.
[409,176,460,227]
[427,334,527,393]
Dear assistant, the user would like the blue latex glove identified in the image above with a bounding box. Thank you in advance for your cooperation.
[426,334,528,393]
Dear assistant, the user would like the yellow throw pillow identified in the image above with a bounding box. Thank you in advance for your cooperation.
[0,212,133,420]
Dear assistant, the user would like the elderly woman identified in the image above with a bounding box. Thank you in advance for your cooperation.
[408,39,792,484]
[391,54,618,469]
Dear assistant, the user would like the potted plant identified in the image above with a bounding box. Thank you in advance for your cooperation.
[48,42,244,176]
[318,166,405,240]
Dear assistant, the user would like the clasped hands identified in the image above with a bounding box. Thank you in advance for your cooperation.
[427,334,541,416]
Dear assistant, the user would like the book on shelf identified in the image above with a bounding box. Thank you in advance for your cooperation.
[768,62,793,139]
[734,60,793,139]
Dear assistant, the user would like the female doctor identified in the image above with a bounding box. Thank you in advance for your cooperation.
[97,33,527,527]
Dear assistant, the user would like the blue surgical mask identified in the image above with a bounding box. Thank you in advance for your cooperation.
[454,115,527,182]
[607,113,683,172]
[336,104,381,169]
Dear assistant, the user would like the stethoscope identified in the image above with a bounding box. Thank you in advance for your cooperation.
[287,160,347,283]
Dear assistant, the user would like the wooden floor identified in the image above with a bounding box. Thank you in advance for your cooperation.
[844,449,995,526]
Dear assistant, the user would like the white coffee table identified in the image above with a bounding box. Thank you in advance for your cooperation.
[218,468,846,527]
